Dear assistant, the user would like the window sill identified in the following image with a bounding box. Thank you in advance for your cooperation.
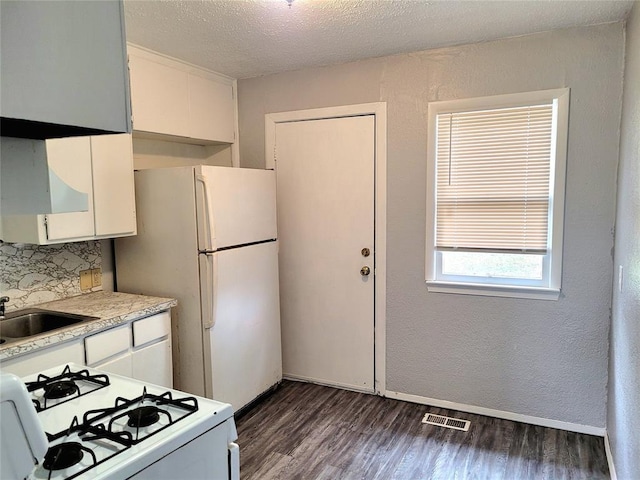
[426,281,560,301]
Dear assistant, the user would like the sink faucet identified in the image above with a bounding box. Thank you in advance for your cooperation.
[0,296,9,318]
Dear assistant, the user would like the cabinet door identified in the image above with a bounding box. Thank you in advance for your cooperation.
[131,311,172,387]
[84,324,131,365]
[0,341,84,377]
[0,137,90,216]
[44,137,95,241]
[188,74,235,143]
[132,340,173,388]
[91,134,136,237]
[128,54,190,137]
[94,353,133,378]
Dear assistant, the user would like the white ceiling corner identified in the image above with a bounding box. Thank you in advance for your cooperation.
[123,0,634,79]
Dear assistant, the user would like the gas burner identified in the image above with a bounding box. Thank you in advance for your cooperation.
[33,416,129,480]
[83,387,199,444]
[43,442,84,470]
[44,381,79,400]
[127,406,161,428]
[26,365,110,412]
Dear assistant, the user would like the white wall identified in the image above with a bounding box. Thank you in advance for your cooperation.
[607,2,640,477]
[131,138,232,169]
[238,24,625,428]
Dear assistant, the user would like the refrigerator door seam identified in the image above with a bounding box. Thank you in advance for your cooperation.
[198,238,277,254]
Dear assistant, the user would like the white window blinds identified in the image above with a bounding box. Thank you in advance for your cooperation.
[435,103,554,253]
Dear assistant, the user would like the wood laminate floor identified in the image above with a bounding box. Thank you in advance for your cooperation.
[235,381,610,480]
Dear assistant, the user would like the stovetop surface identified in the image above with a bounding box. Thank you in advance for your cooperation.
[22,364,235,480]
[26,365,110,413]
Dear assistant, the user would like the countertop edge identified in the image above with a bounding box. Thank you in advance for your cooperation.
[0,292,178,361]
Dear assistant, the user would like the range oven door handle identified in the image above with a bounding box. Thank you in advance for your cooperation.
[228,442,240,480]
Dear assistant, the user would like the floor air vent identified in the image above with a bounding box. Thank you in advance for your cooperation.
[422,413,470,431]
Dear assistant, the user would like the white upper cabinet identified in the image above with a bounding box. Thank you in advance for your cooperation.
[128,45,236,145]
[0,137,91,216]
[0,0,131,139]
[91,135,137,237]
[1,135,136,245]
[128,54,190,138]
[43,139,95,242]
[188,74,235,143]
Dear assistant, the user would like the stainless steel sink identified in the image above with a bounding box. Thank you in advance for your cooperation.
[0,309,98,344]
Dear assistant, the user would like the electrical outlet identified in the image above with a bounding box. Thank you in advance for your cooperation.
[91,268,102,288]
[80,270,93,291]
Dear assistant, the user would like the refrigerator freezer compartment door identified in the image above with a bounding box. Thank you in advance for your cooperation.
[196,166,277,251]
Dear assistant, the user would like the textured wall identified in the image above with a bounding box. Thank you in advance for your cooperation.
[0,241,102,311]
[238,24,624,428]
[607,2,640,477]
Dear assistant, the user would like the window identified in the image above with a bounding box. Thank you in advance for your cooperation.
[425,89,569,300]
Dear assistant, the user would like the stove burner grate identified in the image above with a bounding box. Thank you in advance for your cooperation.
[44,380,79,400]
[26,365,110,412]
[41,416,131,480]
[83,387,199,444]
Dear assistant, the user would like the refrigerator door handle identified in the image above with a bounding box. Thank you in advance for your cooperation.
[200,253,218,329]
[195,173,214,252]
[228,442,240,480]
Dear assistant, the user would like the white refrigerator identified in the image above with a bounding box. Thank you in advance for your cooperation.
[115,165,282,413]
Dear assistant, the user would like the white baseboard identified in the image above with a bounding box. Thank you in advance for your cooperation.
[283,374,375,395]
[604,432,618,480]
[384,390,606,437]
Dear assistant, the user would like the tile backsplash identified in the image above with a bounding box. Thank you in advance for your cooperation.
[0,241,102,312]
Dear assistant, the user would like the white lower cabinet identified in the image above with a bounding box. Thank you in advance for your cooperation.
[131,310,173,387]
[85,324,133,376]
[84,311,172,387]
[132,340,172,388]
[85,324,131,365]
[95,353,133,378]
[0,340,84,377]
[0,310,172,386]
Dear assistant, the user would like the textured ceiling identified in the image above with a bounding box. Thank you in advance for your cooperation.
[124,0,634,79]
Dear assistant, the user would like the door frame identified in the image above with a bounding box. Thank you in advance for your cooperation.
[265,102,387,395]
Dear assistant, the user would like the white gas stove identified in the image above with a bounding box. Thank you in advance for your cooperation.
[1,364,239,480]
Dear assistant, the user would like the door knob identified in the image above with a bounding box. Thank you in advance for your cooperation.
[360,266,371,276]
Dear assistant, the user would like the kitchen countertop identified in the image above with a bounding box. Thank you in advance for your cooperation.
[0,291,177,361]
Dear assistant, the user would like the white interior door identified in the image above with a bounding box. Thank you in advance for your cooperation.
[275,115,375,392]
